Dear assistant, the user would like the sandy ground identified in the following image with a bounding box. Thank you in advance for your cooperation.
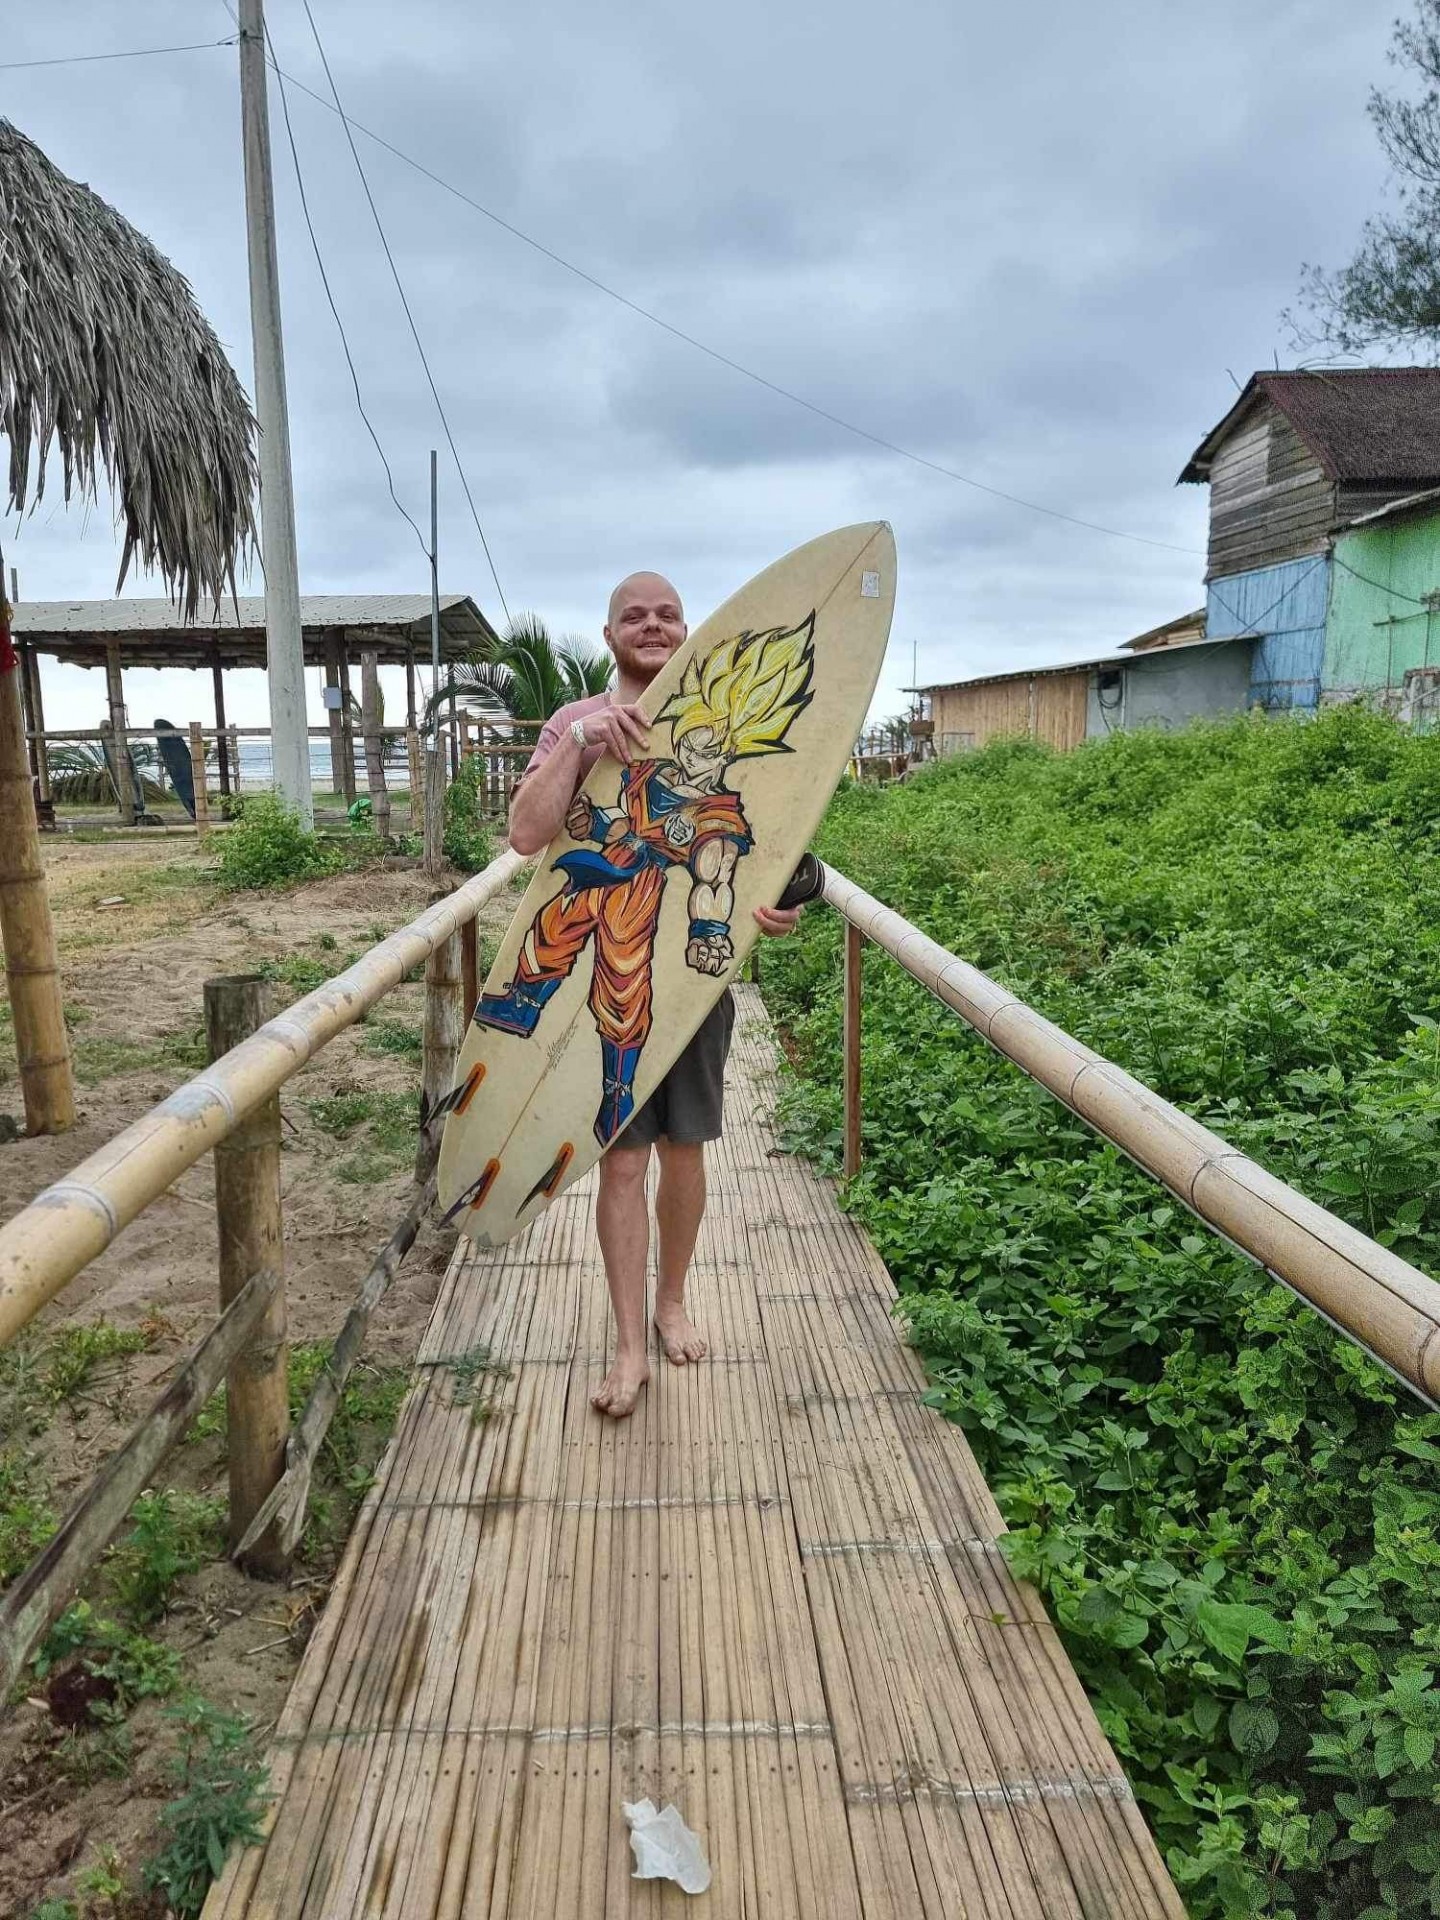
[0,837,521,1918]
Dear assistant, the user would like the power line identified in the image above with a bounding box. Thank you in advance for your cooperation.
[265,23,430,562]
[297,0,512,625]
[23,22,1201,561]
[0,38,235,73]
[1205,555,1328,645]
[1331,551,1437,608]
[259,52,1202,560]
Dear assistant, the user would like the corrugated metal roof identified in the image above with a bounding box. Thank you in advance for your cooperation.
[13,593,478,636]
[1180,369,1440,486]
[11,593,499,669]
[1337,483,1440,533]
[916,632,1239,697]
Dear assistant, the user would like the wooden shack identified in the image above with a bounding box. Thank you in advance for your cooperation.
[12,592,497,819]
[1179,369,1440,710]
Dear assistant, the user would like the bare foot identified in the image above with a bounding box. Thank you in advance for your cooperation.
[653,1301,707,1365]
[592,1352,650,1418]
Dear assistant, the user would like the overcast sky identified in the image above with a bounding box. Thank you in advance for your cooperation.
[7,0,1398,732]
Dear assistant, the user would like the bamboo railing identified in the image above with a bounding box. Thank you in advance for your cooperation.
[824,865,1440,1408]
[0,848,527,1693]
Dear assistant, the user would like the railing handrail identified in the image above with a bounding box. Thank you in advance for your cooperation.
[824,864,1440,1408]
[0,848,529,1350]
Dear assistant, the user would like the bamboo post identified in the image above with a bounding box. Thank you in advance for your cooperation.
[416,915,463,1184]
[460,916,478,1024]
[843,921,863,1180]
[205,976,289,1574]
[228,723,241,798]
[104,641,136,825]
[213,660,231,796]
[406,727,423,832]
[0,607,74,1135]
[423,743,446,879]
[360,650,390,839]
[188,723,210,838]
[405,649,418,732]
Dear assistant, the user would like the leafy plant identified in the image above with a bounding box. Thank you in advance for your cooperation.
[433,611,612,724]
[763,707,1440,1917]
[443,751,492,871]
[106,1490,224,1623]
[142,1699,270,1917]
[214,796,339,891]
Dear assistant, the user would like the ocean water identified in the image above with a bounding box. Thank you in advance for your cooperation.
[234,740,392,791]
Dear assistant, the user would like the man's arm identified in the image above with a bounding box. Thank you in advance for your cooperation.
[507,704,651,855]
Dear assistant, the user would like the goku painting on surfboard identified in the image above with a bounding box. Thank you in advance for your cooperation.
[437,521,896,1250]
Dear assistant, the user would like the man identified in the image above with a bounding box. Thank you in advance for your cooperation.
[504,572,802,1418]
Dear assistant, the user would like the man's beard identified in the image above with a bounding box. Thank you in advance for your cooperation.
[612,634,677,684]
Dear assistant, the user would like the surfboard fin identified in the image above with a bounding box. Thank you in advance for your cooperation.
[441,1157,501,1224]
[521,1142,574,1211]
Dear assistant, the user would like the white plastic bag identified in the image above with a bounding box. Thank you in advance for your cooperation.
[622,1797,712,1895]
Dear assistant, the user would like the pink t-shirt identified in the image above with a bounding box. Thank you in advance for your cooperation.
[518,692,613,797]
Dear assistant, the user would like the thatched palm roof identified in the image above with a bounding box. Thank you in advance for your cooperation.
[0,118,257,617]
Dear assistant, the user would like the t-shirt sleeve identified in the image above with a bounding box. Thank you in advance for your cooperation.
[516,712,566,786]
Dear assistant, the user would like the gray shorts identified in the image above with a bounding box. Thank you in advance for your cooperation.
[623,990,735,1148]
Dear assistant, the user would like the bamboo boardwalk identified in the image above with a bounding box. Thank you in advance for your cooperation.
[205,987,1183,1919]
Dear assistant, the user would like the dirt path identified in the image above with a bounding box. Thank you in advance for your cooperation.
[0,838,522,1919]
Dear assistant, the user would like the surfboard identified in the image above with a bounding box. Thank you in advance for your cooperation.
[436,521,896,1245]
[154,719,196,818]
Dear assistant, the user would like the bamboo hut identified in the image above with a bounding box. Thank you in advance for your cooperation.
[0,117,257,1132]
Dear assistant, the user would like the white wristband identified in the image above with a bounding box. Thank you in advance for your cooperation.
[570,719,588,750]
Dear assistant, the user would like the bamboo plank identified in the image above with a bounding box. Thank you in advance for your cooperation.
[206,985,1181,1920]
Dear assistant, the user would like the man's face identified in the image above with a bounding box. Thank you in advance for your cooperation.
[605,574,686,684]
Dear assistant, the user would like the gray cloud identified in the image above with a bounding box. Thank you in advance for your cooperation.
[4,0,1396,731]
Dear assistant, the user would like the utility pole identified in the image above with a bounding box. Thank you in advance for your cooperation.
[238,0,312,827]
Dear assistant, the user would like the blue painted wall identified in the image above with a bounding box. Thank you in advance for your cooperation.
[1204,555,1332,711]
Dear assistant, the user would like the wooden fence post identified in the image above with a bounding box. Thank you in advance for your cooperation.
[416,919,464,1184]
[0,634,74,1134]
[460,917,478,1026]
[204,976,290,1575]
[360,650,390,840]
[406,727,423,833]
[423,744,446,879]
[188,723,210,839]
[843,922,863,1180]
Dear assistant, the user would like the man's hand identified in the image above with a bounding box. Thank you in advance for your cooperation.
[754,904,803,937]
[565,794,594,841]
[686,933,734,976]
[580,703,651,763]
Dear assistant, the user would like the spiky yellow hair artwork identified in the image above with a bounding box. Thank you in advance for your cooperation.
[662,614,816,760]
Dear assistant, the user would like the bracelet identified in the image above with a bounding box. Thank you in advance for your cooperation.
[688,919,729,941]
[570,718,588,749]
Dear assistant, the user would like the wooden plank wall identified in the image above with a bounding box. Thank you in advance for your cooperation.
[1206,405,1334,581]
[932,670,1087,756]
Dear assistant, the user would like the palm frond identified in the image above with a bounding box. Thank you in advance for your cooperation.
[0,118,257,615]
[428,614,614,725]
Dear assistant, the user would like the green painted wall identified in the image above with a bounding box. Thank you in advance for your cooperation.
[1325,510,1440,697]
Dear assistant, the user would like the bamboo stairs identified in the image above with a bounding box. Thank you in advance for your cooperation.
[204,986,1184,1918]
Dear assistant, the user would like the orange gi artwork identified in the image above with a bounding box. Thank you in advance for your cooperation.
[475,616,816,1146]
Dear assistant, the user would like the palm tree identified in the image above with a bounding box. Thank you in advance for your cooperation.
[433,613,613,725]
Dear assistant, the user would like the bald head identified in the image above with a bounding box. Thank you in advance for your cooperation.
[604,571,687,690]
[607,571,683,629]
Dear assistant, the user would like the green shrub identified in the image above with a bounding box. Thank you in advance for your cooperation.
[143,1699,270,1917]
[33,1601,181,1710]
[215,796,338,891]
[443,754,491,871]
[106,1490,224,1623]
[763,708,1440,1918]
